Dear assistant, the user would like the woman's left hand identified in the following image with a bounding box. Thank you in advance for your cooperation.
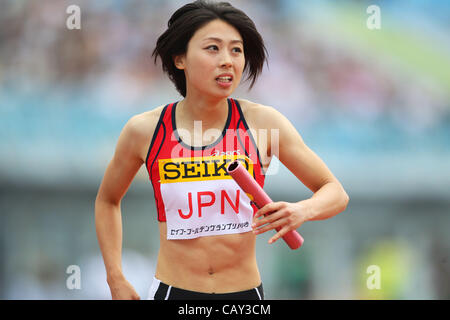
[251,201,309,244]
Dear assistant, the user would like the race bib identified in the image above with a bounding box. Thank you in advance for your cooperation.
[158,155,254,239]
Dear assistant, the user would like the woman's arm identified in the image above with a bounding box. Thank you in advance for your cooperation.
[95,114,149,299]
[251,106,349,244]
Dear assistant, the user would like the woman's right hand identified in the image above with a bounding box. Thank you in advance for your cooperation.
[108,276,141,300]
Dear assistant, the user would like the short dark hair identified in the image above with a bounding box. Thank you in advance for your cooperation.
[152,0,268,97]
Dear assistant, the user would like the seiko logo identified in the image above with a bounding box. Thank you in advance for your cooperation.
[158,155,253,183]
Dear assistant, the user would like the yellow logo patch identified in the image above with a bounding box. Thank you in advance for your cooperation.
[158,155,253,183]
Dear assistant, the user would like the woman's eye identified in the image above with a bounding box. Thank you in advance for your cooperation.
[233,47,243,53]
[206,45,219,51]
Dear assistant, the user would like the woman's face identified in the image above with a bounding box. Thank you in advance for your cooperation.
[174,19,245,99]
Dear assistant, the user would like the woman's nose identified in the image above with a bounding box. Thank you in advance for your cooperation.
[220,52,233,68]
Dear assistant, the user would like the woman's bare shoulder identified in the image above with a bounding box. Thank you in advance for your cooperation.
[132,104,166,128]
[132,103,168,130]
[125,104,167,161]
[235,98,280,129]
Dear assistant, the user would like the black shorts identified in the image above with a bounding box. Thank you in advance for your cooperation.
[147,277,264,300]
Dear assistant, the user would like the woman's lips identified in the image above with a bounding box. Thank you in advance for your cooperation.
[216,77,233,88]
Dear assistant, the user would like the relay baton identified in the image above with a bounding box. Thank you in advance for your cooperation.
[226,160,304,250]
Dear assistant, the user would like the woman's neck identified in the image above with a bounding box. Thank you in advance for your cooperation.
[177,95,229,128]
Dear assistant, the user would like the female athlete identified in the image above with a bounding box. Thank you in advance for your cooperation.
[95,0,349,300]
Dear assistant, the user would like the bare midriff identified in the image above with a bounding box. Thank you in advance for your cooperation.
[154,222,261,293]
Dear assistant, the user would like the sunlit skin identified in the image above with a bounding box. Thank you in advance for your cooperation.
[173,19,245,137]
[95,18,349,299]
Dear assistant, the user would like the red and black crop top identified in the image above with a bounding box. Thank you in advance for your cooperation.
[145,98,266,239]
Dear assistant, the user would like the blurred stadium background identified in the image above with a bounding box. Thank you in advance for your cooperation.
[0,0,449,299]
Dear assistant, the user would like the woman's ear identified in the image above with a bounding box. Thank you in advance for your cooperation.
[173,54,186,70]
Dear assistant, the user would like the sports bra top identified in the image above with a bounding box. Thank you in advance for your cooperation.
[145,98,266,239]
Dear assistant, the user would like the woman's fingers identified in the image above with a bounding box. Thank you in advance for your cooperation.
[252,210,287,234]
